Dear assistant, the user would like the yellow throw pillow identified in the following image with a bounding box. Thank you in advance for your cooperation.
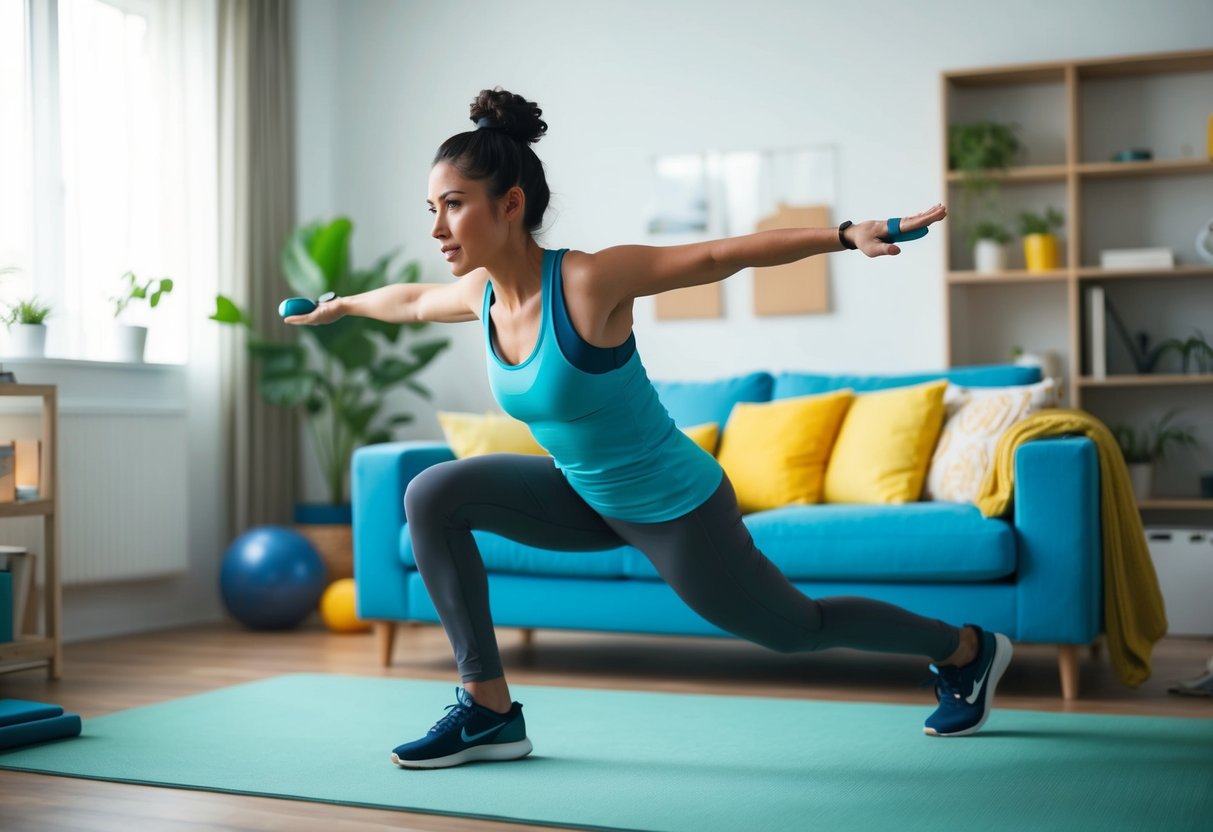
[823,380,948,504]
[436,411,547,458]
[716,390,854,513]
[682,422,720,455]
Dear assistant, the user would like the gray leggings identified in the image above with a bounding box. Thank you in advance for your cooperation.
[405,454,961,682]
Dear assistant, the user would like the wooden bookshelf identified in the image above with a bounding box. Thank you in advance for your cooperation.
[0,384,61,679]
[1139,499,1213,511]
[1077,374,1213,388]
[943,49,1213,517]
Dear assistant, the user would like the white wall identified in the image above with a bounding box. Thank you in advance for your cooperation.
[293,0,1213,498]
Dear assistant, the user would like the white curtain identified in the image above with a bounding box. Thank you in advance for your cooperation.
[217,0,297,535]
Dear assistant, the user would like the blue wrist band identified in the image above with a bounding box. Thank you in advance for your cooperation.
[879,217,929,244]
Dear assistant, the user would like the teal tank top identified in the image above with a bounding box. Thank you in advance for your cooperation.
[483,248,723,523]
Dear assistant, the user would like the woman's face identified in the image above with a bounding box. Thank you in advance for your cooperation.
[428,161,510,277]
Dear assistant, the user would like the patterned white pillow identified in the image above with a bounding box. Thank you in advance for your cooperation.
[922,379,1058,503]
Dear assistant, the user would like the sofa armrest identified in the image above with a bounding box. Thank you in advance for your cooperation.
[1012,436,1102,643]
[352,441,455,619]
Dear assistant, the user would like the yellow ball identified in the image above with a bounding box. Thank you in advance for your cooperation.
[319,578,371,633]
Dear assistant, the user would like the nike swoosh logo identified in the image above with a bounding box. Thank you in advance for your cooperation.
[965,664,991,705]
[461,722,507,743]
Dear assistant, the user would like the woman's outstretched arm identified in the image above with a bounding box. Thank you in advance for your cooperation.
[584,204,946,303]
[284,270,488,326]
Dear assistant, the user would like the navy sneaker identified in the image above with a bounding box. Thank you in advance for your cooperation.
[392,687,532,769]
[924,625,1013,737]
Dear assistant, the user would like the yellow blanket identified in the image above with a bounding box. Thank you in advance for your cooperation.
[975,409,1167,688]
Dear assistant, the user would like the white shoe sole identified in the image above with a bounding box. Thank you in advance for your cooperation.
[924,633,1013,737]
[392,738,533,769]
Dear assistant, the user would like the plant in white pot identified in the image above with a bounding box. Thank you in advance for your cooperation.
[110,271,174,363]
[969,219,1012,274]
[2,298,53,358]
[1113,409,1199,502]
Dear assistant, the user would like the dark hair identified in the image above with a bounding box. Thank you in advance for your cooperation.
[433,88,551,233]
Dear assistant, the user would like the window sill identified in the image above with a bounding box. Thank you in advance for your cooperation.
[0,357,188,415]
[2,357,185,372]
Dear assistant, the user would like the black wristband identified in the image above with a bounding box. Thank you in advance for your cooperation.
[838,221,857,250]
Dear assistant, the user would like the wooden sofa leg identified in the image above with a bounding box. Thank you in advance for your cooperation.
[1058,644,1080,700]
[520,627,535,647]
[376,621,397,667]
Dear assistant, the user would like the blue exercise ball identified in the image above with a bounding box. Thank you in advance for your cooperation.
[220,526,327,630]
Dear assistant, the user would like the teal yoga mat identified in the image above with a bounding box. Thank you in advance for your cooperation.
[1,673,1210,831]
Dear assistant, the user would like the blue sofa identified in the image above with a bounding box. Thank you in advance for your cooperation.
[353,364,1102,699]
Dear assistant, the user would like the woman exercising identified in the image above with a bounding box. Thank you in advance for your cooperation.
[287,88,1012,769]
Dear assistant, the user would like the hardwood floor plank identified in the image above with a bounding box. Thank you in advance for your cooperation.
[1,622,1211,831]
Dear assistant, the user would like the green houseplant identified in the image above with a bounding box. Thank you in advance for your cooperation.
[210,217,450,509]
[1175,330,1213,374]
[948,120,1020,215]
[1112,409,1200,501]
[110,271,174,363]
[2,297,53,358]
[948,121,1021,180]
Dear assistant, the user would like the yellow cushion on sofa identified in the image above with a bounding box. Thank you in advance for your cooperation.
[437,411,547,458]
[682,422,720,455]
[823,380,947,504]
[716,390,854,513]
[438,412,719,460]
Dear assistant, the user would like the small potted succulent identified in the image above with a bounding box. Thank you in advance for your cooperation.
[969,219,1013,274]
[110,271,174,363]
[1018,207,1065,272]
[2,297,53,358]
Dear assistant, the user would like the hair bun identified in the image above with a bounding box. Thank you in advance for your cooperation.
[470,88,547,145]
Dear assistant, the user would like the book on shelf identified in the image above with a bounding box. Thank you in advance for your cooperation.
[0,442,12,502]
[1099,247,1175,270]
[1087,286,1107,379]
[0,546,32,640]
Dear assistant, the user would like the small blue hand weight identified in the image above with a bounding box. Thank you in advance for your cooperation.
[879,217,929,244]
[279,297,317,318]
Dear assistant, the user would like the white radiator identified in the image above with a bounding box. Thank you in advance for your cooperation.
[0,403,190,585]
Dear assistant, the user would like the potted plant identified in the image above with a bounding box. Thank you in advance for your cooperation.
[110,271,174,363]
[948,121,1020,184]
[2,298,53,358]
[210,217,450,578]
[1018,207,1065,272]
[1177,330,1213,374]
[969,219,1012,274]
[1112,409,1199,501]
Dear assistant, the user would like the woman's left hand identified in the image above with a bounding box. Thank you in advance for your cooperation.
[845,203,948,257]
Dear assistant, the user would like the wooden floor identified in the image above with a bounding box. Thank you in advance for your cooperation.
[1,621,1211,832]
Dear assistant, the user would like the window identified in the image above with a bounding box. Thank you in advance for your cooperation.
[0,0,33,301]
[4,0,189,364]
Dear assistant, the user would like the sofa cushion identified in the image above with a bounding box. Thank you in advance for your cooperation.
[682,422,720,455]
[652,371,773,429]
[400,526,632,579]
[823,380,947,504]
[622,502,1016,582]
[771,363,1042,399]
[923,379,1059,503]
[436,411,548,457]
[717,390,853,512]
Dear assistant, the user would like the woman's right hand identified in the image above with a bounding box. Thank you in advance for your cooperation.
[284,296,344,326]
